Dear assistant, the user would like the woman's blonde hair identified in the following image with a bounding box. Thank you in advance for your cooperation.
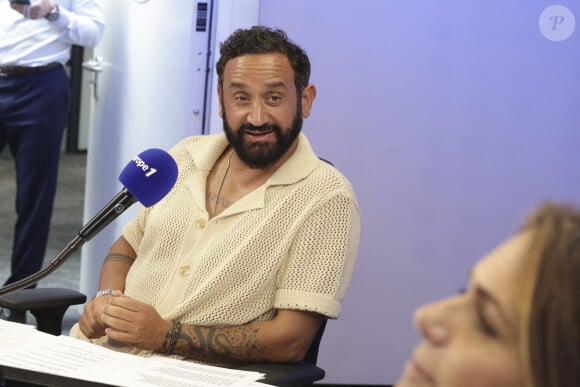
[517,202,580,387]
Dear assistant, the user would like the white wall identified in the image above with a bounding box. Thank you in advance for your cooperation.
[258,0,580,384]
[81,0,210,295]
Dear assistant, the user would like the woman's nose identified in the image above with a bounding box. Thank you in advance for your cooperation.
[414,301,450,345]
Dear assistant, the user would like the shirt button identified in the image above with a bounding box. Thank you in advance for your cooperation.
[195,218,207,228]
[179,265,191,276]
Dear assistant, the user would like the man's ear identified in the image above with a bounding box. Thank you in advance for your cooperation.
[301,84,316,118]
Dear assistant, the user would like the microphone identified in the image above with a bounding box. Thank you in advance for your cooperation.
[0,148,178,295]
[78,148,178,241]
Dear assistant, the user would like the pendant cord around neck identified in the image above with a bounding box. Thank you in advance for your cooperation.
[212,150,234,217]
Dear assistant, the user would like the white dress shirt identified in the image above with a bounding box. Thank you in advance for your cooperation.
[0,0,105,67]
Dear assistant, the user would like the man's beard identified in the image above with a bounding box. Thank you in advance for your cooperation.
[222,105,303,169]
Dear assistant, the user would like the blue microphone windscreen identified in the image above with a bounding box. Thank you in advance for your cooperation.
[119,148,178,207]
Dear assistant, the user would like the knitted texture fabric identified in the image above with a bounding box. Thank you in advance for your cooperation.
[70,133,360,359]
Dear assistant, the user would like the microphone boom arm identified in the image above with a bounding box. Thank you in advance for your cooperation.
[0,189,138,296]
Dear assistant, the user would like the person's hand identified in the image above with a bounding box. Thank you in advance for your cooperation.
[10,0,55,20]
[78,293,114,339]
[102,291,172,352]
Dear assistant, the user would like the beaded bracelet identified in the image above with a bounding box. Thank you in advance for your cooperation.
[161,321,182,354]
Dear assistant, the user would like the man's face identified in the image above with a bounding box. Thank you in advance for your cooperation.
[218,53,314,169]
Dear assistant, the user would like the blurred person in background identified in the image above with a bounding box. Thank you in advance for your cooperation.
[0,0,104,321]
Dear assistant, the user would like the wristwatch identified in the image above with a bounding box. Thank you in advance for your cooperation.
[45,4,60,22]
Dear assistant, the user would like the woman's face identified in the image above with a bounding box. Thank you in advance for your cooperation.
[396,232,530,387]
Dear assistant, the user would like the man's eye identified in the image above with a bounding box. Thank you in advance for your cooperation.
[267,95,282,104]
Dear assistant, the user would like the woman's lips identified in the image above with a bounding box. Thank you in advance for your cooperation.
[408,358,435,384]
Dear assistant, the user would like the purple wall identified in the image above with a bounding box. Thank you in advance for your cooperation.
[259,0,580,384]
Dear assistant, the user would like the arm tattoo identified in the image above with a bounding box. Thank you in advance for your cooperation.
[104,253,136,265]
[172,325,262,364]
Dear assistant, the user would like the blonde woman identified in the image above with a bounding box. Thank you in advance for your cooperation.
[397,202,579,387]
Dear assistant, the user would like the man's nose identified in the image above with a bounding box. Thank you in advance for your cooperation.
[247,101,267,126]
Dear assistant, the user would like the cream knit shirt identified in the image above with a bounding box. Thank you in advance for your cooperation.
[71,133,361,358]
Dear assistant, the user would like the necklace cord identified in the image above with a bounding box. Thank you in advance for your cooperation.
[212,150,234,217]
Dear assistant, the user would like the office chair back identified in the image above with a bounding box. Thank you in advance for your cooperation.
[303,319,327,364]
[236,319,327,386]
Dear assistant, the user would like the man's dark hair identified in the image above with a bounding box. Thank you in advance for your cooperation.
[216,26,311,93]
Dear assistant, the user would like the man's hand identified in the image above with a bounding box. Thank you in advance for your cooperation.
[78,293,114,339]
[10,0,55,20]
[102,291,172,352]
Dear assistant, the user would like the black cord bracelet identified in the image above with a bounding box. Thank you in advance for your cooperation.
[161,321,182,355]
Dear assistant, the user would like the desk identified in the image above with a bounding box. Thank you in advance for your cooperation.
[2,366,273,387]
[0,320,323,386]
[2,365,113,387]
[1,361,325,386]
[3,362,327,387]
[0,321,264,387]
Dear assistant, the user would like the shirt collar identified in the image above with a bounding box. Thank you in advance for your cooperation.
[186,132,319,186]
[268,133,320,186]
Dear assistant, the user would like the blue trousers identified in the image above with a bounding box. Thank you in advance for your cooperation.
[0,65,71,286]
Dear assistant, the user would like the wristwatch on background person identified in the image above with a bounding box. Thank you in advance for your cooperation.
[45,4,60,22]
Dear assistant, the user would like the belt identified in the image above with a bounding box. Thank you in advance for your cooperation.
[0,62,62,77]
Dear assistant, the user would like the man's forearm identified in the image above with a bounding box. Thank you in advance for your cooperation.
[165,310,323,365]
[98,236,135,291]
[171,324,264,364]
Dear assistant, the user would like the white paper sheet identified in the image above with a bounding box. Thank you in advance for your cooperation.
[0,320,264,386]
